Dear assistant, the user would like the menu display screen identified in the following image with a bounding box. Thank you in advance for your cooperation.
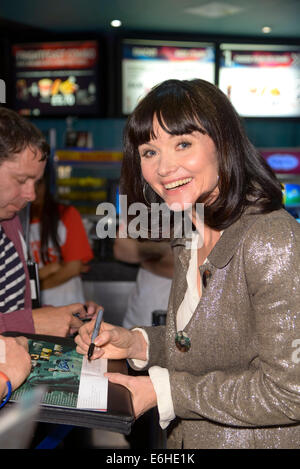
[12,40,99,116]
[219,44,300,117]
[122,39,215,115]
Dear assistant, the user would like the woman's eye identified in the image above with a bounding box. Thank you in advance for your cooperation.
[178,141,191,149]
[140,149,156,158]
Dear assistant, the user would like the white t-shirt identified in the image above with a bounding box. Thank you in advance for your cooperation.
[123,267,172,329]
[31,218,85,306]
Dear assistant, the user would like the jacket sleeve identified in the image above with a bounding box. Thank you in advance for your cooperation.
[169,213,300,427]
[0,216,35,335]
[129,325,167,371]
[0,308,35,334]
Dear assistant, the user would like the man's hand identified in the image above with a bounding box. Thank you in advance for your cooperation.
[0,336,31,391]
[83,301,103,319]
[32,303,87,337]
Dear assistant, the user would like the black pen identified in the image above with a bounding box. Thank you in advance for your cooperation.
[87,308,104,361]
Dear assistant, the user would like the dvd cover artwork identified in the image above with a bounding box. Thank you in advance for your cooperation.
[11,339,83,408]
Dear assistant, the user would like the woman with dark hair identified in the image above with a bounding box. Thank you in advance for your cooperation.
[75,79,300,449]
[122,78,282,229]
[29,163,94,307]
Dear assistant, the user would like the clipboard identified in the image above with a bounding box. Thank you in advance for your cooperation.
[3,332,135,435]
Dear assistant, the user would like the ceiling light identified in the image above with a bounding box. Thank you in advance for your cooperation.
[262,26,272,34]
[185,2,243,18]
[110,19,122,28]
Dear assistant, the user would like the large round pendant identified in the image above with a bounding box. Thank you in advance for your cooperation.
[175,331,191,352]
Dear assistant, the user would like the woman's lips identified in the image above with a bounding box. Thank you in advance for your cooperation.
[163,177,193,190]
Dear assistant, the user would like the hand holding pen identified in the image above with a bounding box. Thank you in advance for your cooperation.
[75,314,146,361]
[87,307,104,361]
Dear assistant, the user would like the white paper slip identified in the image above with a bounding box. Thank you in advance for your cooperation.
[77,356,108,411]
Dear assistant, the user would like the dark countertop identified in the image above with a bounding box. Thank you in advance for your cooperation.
[82,259,138,282]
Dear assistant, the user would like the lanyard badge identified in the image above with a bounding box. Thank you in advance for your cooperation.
[27,260,41,309]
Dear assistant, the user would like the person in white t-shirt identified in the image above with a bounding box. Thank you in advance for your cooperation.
[113,232,173,329]
[29,166,94,307]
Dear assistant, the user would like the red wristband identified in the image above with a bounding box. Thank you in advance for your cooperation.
[0,371,10,383]
[0,370,12,408]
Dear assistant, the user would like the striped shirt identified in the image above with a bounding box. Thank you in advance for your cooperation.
[0,223,26,314]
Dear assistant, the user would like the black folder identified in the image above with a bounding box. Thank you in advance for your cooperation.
[3,333,135,435]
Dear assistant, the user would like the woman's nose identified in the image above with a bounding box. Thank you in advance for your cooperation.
[157,152,177,177]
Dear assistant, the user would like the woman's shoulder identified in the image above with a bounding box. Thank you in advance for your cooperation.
[243,208,300,249]
[241,209,300,294]
[248,207,298,230]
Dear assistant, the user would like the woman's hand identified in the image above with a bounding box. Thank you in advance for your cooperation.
[105,373,157,419]
[38,262,61,280]
[80,263,91,274]
[40,260,83,290]
[75,320,148,361]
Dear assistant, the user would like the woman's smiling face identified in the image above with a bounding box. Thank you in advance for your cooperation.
[139,116,219,211]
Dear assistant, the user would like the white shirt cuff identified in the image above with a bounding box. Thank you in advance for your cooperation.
[128,328,149,369]
[148,366,176,430]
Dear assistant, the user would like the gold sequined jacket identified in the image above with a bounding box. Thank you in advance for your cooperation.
[140,208,300,449]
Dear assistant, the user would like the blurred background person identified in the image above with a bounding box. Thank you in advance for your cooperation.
[113,232,173,329]
[29,163,94,307]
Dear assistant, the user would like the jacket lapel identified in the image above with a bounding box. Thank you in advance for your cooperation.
[171,238,191,316]
[170,209,262,319]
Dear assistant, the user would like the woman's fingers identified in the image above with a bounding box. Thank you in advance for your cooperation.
[105,372,130,388]
[105,373,157,419]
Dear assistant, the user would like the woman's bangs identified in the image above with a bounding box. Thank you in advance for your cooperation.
[129,104,156,146]
[157,107,205,136]
[128,82,207,147]
[136,104,203,145]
